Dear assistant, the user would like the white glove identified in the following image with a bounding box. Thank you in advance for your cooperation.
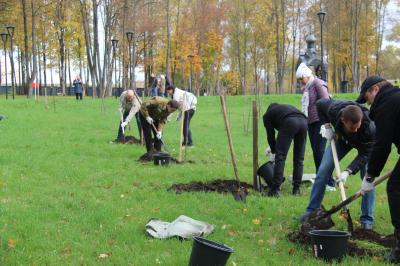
[146,116,154,124]
[121,121,128,129]
[360,175,375,195]
[337,171,350,184]
[156,131,162,140]
[265,147,275,162]
[320,124,335,140]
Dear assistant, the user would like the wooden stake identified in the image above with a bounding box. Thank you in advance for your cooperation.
[252,100,259,190]
[220,95,240,182]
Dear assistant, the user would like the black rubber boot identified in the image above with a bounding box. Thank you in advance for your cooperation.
[292,186,301,196]
[267,187,281,197]
[386,229,400,263]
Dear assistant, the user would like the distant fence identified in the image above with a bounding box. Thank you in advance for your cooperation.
[0,86,144,97]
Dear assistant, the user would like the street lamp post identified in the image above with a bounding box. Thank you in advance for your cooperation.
[6,25,15,99]
[111,38,119,98]
[126,31,134,90]
[317,10,326,81]
[187,54,194,93]
[1,32,8,99]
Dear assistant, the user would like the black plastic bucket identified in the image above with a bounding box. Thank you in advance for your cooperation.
[189,237,234,266]
[309,230,351,261]
[257,161,274,186]
[153,152,171,166]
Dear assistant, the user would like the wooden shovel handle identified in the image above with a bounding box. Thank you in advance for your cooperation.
[330,139,348,203]
[326,170,392,216]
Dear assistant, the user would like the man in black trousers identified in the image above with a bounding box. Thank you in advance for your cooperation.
[263,103,308,197]
[356,76,400,263]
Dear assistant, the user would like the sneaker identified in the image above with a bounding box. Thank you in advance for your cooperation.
[325,185,336,192]
[361,223,373,230]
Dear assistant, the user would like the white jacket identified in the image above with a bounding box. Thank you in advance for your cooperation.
[172,87,197,112]
[119,90,140,124]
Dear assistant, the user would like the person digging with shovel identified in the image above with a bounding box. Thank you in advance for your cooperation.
[138,97,179,161]
[263,103,308,197]
[356,76,400,263]
[299,98,376,231]
[116,89,142,142]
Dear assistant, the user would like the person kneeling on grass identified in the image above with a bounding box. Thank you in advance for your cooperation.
[299,98,376,231]
[165,85,197,147]
[138,97,179,160]
[263,103,308,197]
[117,89,142,142]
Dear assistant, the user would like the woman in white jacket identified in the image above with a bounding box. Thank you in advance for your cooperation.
[166,85,197,146]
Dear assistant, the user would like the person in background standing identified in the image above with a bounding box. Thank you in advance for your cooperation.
[73,76,83,100]
[296,63,335,191]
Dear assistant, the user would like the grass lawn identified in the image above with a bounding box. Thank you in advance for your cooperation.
[0,94,396,265]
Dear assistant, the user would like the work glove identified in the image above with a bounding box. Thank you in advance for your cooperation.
[121,121,128,129]
[156,131,162,140]
[146,116,154,124]
[265,147,275,162]
[360,175,375,195]
[337,170,350,184]
[320,124,335,140]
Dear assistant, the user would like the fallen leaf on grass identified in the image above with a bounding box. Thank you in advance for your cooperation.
[228,230,240,236]
[258,239,264,244]
[221,224,231,230]
[151,207,160,212]
[373,256,381,261]
[252,218,261,225]
[8,239,16,248]
[267,237,277,245]
[98,253,111,259]
[288,248,295,255]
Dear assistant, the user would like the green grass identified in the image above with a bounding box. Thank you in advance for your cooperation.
[0,94,396,265]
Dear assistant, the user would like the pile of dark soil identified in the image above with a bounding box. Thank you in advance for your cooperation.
[168,179,253,194]
[288,228,393,258]
[137,152,195,164]
[114,136,142,144]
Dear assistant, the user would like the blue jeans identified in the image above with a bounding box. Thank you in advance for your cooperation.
[305,141,375,226]
[308,121,335,187]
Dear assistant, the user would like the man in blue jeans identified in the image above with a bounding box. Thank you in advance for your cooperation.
[300,98,376,230]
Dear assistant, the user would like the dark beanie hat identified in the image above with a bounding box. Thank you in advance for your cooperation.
[356,75,385,103]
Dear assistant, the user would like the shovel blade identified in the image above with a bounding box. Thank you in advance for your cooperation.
[300,207,335,234]
[232,188,248,202]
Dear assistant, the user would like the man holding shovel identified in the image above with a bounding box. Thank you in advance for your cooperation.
[116,89,142,142]
[299,98,376,231]
[138,96,179,160]
[356,76,400,263]
[165,85,197,147]
[263,103,308,197]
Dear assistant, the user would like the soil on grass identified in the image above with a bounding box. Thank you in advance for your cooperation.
[114,136,142,144]
[137,152,195,164]
[168,179,253,194]
[288,228,393,258]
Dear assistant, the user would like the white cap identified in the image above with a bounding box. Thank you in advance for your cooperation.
[296,63,313,79]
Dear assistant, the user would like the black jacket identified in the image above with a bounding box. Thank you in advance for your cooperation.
[367,84,400,177]
[263,104,306,153]
[317,99,375,174]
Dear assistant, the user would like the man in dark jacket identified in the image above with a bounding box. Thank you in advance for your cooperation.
[356,76,400,263]
[139,97,179,159]
[300,99,376,230]
[263,103,308,197]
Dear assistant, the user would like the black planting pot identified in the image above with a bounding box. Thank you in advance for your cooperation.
[188,237,234,266]
[153,152,171,166]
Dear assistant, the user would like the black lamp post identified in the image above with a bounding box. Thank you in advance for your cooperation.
[187,54,194,93]
[126,31,134,89]
[111,38,118,97]
[1,32,8,99]
[317,10,326,81]
[6,25,15,99]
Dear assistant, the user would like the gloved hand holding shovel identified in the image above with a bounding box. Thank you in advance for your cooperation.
[265,147,275,162]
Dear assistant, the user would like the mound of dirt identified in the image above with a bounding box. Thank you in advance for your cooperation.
[114,136,142,144]
[288,228,393,258]
[168,179,253,194]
